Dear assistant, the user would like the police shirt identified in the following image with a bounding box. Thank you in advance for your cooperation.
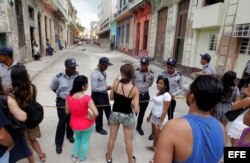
[0,61,18,91]
[245,60,250,74]
[161,70,184,96]
[202,63,216,75]
[50,71,79,99]
[91,68,108,93]
[134,68,154,94]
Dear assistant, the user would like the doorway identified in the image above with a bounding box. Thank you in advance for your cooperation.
[154,7,168,63]
[174,0,190,64]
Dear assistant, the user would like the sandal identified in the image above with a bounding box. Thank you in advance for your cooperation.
[146,145,156,152]
[39,153,46,162]
[106,153,112,163]
[71,154,77,162]
[133,156,136,163]
[149,159,154,163]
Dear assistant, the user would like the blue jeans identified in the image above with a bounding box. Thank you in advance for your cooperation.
[0,151,9,163]
[73,125,95,161]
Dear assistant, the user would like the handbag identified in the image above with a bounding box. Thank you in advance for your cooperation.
[0,94,26,130]
[225,108,246,121]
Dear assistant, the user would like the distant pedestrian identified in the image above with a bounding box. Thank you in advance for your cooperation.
[58,39,63,50]
[154,75,225,163]
[195,53,216,76]
[0,47,18,93]
[238,60,250,90]
[106,63,139,163]
[134,57,154,136]
[91,57,113,135]
[146,75,171,156]
[50,58,79,154]
[46,39,53,56]
[33,43,41,60]
[66,75,98,163]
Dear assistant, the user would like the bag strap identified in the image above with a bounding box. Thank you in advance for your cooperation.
[0,94,8,109]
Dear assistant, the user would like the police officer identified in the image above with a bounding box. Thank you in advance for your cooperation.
[196,53,216,76]
[0,47,18,93]
[50,58,79,154]
[91,57,113,135]
[161,57,184,120]
[134,57,154,135]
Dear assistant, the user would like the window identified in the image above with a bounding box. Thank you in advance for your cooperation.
[28,6,34,20]
[233,24,250,37]
[0,33,7,47]
[120,0,123,9]
[143,21,149,50]
[123,0,126,6]
[126,24,130,43]
[239,38,250,55]
[209,34,218,51]
[203,0,224,6]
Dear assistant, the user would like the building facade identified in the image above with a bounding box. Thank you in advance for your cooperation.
[0,0,78,62]
[98,0,111,47]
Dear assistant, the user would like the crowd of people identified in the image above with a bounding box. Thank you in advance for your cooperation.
[1,45,250,163]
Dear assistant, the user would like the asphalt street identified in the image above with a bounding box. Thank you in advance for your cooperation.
[17,44,193,163]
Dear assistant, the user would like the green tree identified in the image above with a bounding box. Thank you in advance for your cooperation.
[76,22,85,33]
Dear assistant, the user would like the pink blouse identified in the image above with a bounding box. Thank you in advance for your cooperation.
[67,95,94,130]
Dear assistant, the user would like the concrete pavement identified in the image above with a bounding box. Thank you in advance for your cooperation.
[17,44,193,163]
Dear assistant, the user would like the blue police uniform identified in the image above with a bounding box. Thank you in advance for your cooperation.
[134,67,154,133]
[50,70,79,150]
[91,67,111,133]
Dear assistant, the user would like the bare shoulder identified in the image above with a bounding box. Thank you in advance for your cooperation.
[162,118,191,136]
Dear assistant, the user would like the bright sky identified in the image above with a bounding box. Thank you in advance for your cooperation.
[72,0,98,31]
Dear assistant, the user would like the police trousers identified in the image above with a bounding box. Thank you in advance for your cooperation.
[91,92,111,130]
[137,92,150,129]
[55,97,73,147]
[168,99,176,120]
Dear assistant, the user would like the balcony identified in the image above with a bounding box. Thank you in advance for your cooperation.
[54,0,68,21]
[193,2,225,29]
[43,0,58,11]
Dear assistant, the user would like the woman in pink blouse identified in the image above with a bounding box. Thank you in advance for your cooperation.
[65,75,98,163]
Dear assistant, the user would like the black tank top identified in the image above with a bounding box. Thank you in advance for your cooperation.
[112,82,134,114]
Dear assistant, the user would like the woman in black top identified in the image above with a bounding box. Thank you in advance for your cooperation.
[106,64,139,163]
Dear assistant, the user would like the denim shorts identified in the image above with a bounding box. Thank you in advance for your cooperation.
[150,115,168,129]
[109,111,135,128]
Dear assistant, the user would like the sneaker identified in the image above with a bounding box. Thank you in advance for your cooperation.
[80,157,86,163]
[71,154,77,162]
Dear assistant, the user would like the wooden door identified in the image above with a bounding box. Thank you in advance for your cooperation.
[154,7,168,63]
[135,23,140,56]
[174,0,190,64]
